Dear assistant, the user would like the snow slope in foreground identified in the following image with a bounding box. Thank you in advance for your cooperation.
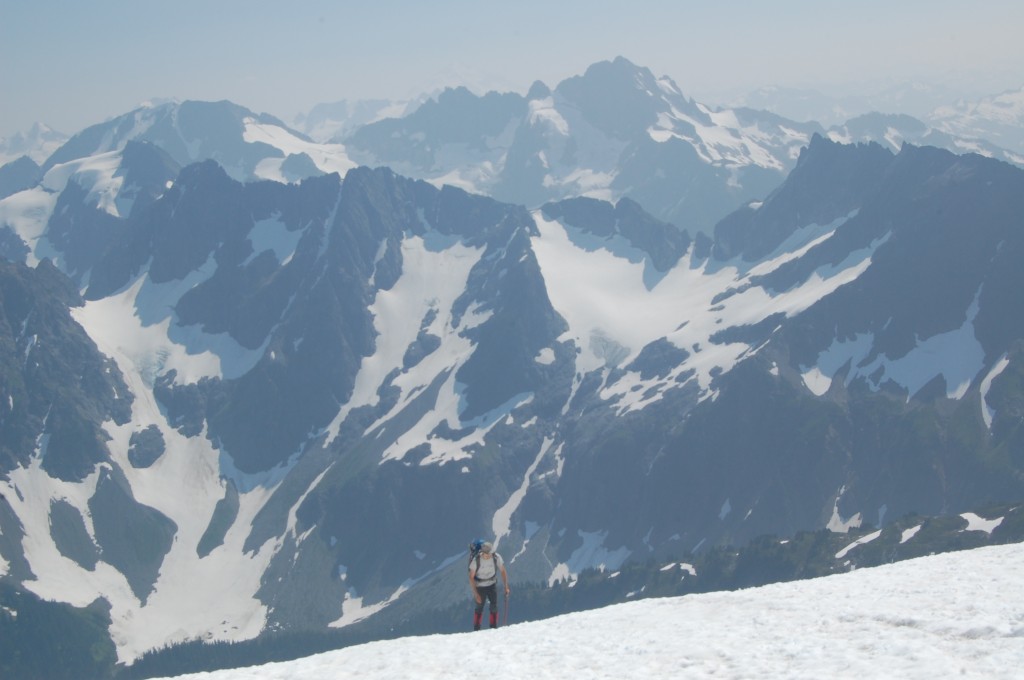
[157,542,1024,679]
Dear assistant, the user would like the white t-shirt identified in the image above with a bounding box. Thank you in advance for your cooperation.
[470,552,503,587]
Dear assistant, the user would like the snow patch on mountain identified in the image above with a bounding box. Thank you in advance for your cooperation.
[245,214,302,266]
[293,98,422,143]
[72,263,264,386]
[547,530,631,586]
[980,353,1010,428]
[827,486,863,533]
[2,433,276,662]
[528,97,626,200]
[63,227,368,661]
[532,210,690,375]
[44,150,127,216]
[379,378,526,466]
[747,211,861,276]
[698,107,789,169]
[900,525,922,543]
[493,437,554,548]
[102,436,275,662]
[533,210,880,412]
[2,148,135,265]
[332,545,476,630]
[0,122,67,165]
[801,332,875,396]
[326,232,488,463]
[429,163,493,197]
[648,103,809,171]
[872,291,985,400]
[4,456,116,593]
[331,587,405,629]
[931,86,1024,155]
[961,512,1003,534]
[835,529,882,559]
[0,185,58,265]
[58,263,301,660]
[242,117,355,182]
[528,97,569,137]
[803,287,986,400]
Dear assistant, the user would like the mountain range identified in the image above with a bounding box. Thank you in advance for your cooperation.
[339,58,1022,234]
[1,57,1023,675]
[930,86,1024,156]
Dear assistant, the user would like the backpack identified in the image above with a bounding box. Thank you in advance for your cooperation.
[469,539,484,561]
[468,539,499,580]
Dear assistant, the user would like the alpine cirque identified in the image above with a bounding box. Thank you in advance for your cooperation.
[1,58,1022,671]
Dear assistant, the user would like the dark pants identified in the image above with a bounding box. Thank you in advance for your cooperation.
[473,583,499,630]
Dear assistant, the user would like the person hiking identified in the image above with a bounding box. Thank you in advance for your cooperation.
[469,540,509,630]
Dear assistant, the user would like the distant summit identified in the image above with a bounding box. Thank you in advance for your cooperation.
[41,100,355,184]
[930,85,1024,156]
[0,121,67,165]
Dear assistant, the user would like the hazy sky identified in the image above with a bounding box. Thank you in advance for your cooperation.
[2,0,1022,139]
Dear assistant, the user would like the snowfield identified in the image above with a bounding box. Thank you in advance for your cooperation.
[156,542,1024,679]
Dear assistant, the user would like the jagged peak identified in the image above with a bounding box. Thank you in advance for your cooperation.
[1,154,40,173]
[569,56,659,91]
[796,132,893,168]
[527,80,552,100]
[434,85,477,103]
